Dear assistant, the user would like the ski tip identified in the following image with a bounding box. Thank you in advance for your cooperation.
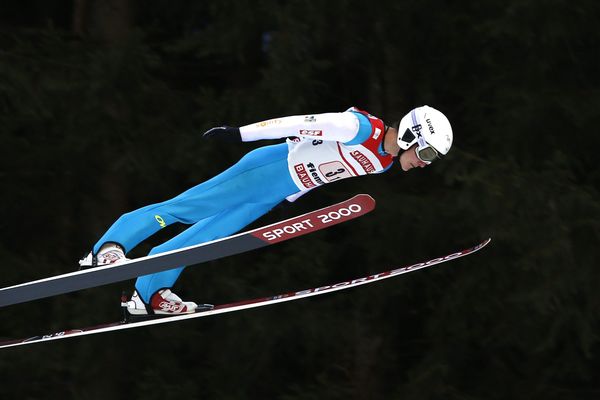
[474,237,492,251]
[351,193,376,211]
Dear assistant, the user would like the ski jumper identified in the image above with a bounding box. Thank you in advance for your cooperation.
[93,108,393,302]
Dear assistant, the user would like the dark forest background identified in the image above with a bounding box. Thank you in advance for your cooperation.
[0,1,598,399]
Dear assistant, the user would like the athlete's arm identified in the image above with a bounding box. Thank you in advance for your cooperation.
[239,112,361,143]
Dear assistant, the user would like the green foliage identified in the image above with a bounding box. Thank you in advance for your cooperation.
[0,0,599,399]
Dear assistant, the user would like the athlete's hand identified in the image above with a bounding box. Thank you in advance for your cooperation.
[202,126,242,141]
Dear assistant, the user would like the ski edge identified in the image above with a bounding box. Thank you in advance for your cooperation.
[0,237,491,350]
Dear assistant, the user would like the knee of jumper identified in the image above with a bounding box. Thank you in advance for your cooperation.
[118,209,172,230]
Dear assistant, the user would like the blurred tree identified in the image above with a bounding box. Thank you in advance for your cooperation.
[0,0,598,399]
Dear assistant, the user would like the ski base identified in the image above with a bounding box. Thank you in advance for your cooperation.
[0,238,491,350]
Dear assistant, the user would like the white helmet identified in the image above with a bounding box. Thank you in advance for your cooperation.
[397,105,453,159]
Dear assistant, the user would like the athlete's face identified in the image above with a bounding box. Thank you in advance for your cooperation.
[399,144,428,171]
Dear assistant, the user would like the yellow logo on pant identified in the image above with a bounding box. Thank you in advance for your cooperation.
[155,215,166,228]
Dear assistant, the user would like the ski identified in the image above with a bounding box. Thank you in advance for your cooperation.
[0,238,491,349]
[0,194,375,308]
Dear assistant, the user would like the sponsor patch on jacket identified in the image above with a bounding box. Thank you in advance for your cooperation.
[255,119,282,127]
[373,127,382,140]
[350,151,376,173]
[299,129,323,136]
[294,164,316,188]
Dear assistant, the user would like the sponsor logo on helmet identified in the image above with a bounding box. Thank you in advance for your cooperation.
[426,118,435,135]
[411,124,423,136]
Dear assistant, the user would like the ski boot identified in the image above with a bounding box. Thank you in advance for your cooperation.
[121,289,214,321]
[79,243,129,269]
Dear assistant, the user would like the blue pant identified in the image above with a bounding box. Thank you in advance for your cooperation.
[93,143,299,302]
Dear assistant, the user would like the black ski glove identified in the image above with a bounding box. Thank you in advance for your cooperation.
[202,126,242,141]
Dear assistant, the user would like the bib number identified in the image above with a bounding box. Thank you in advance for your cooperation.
[319,162,352,182]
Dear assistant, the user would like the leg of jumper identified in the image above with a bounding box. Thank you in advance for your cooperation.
[92,143,297,255]
[134,200,280,302]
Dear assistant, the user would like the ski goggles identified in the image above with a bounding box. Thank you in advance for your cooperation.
[410,109,440,163]
[415,136,440,163]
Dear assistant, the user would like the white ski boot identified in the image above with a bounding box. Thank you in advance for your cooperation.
[123,289,214,317]
[79,243,129,269]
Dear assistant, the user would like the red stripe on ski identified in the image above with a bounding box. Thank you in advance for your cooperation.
[252,194,375,243]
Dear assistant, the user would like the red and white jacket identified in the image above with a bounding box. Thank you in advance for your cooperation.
[239,107,394,201]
